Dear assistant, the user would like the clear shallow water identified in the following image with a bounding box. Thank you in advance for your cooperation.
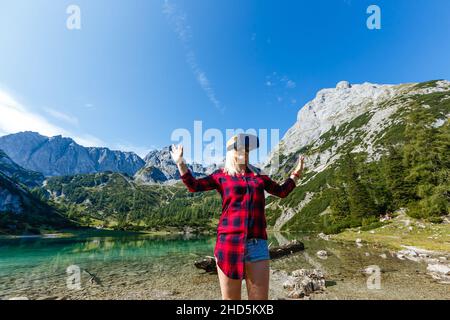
[0,231,448,300]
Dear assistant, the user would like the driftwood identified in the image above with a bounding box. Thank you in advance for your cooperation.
[194,240,305,274]
[82,269,102,286]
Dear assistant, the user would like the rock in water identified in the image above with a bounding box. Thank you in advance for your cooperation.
[194,256,217,274]
[269,239,305,259]
[426,263,450,283]
[285,269,326,299]
[316,250,328,258]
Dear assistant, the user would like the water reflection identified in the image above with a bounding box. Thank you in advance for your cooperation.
[0,231,448,300]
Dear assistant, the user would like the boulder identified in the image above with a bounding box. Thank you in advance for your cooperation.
[283,269,326,298]
[316,250,328,258]
[427,263,450,275]
[426,263,450,283]
[318,233,330,241]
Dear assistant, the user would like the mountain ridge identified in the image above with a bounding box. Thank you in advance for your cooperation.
[0,131,145,177]
[1,79,448,234]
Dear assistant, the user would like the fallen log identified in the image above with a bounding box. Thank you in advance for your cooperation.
[269,240,305,259]
[194,240,305,274]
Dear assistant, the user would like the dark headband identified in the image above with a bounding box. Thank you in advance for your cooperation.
[227,134,260,152]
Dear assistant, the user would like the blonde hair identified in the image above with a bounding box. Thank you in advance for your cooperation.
[223,149,242,176]
[223,148,261,176]
[224,134,262,176]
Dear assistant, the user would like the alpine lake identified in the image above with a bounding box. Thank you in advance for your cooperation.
[0,230,448,300]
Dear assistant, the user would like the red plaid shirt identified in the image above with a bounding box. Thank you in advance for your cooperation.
[180,166,296,280]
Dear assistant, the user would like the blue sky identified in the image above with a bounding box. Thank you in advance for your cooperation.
[0,0,449,159]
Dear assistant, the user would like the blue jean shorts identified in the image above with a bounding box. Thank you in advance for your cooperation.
[244,238,270,262]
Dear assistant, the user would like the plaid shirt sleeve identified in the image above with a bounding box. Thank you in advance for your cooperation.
[261,175,296,198]
[180,169,219,192]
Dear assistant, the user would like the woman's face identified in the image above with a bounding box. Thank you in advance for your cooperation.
[235,149,249,165]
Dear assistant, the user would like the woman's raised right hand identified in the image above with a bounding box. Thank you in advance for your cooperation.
[170,144,184,164]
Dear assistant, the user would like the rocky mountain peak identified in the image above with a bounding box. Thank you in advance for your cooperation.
[265,80,449,176]
[336,80,351,90]
[135,146,220,184]
[0,132,145,176]
[282,82,397,155]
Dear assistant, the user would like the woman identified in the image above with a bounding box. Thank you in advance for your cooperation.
[170,134,304,300]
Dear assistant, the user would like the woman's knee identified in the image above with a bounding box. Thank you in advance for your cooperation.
[244,260,270,300]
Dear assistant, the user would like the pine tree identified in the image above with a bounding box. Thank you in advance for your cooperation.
[330,187,350,221]
[383,146,411,209]
[403,105,450,218]
[341,152,377,220]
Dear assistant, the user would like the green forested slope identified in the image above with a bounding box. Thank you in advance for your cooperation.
[265,82,450,234]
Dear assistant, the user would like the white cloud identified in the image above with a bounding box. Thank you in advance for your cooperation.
[113,142,153,158]
[265,73,298,106]
[266,73,296,89]
[286,80,296,89]
[163,0,225,113]
[0,89,103,147]
[44,107,79,126]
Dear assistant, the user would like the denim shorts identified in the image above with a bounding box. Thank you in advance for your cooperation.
[244,238,270,262]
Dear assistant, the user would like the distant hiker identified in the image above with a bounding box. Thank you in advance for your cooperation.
[171,133,304,300]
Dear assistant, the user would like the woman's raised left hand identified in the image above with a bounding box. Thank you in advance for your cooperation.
[293,155,305,175]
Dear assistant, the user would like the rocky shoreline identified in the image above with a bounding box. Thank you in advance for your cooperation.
[1,232,449,300]
[394,246,450,284]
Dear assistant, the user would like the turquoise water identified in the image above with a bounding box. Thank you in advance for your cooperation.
[0,232,218,299]
[0,231,448,300]
[0,233,214,276]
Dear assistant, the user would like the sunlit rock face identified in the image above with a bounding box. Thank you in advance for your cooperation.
[262,79,450,231]
[264,80,450,175]
[134,146,220,184]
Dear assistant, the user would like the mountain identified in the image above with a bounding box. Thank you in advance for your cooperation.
[43,171,221,231]
[0,132,145,177]
[0,149,44,188]
[0,147,69,234]
[263,80,450,232]
[134,146,220,184]
[0,172,72,234]
[2,80,447,235]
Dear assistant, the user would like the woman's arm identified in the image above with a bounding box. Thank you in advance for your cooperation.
[171,144,189,176]
[262,175,296,198]
[170,144,218,192]
[263,155,305,198]
[289,155,305,183]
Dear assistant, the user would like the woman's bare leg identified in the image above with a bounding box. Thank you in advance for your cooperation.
[216,260,242,300]
[244,259,270,300]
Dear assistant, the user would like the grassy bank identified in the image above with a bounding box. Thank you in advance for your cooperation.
[333,213,450,253]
